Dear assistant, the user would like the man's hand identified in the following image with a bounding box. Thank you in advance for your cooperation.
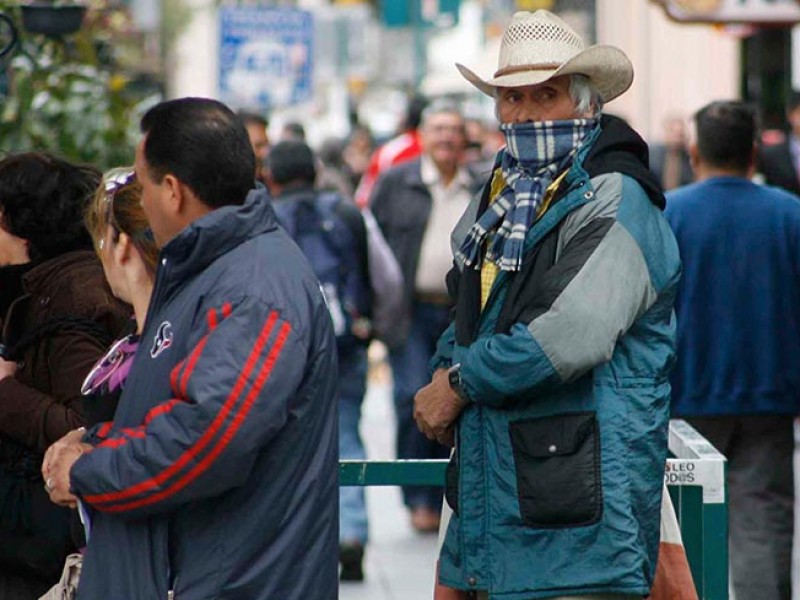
[413,368,467,448]
[42,428,92,508]
[0,355,17,382]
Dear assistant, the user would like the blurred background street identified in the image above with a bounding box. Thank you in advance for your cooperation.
[339,357,438,600]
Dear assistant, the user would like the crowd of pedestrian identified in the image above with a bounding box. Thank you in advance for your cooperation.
[0,7,799,600]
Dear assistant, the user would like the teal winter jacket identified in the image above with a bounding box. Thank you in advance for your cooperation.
[434,116,681,599]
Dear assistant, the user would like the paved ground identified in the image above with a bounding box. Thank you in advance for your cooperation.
[339,362,439,600]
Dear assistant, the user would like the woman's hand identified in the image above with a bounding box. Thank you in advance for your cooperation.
[42,428,91,507]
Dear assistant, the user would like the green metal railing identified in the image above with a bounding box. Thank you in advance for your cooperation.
[340,419,728,600]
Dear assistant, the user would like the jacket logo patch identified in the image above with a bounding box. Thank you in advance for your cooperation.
[151,321,174,358]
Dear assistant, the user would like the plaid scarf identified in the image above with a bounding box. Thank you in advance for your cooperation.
[456,118,597,271]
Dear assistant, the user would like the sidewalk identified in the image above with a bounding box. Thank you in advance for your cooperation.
[339,373,439,600]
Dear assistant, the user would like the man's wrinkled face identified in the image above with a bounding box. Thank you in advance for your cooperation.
[496,76,579,124]
[420,111,466,172]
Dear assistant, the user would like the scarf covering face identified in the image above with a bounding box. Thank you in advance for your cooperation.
[456,118,598,272]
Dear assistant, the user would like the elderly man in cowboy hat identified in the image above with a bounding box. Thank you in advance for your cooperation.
[414,10,681,600]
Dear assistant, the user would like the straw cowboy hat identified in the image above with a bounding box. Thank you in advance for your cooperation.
[457,10,634,103]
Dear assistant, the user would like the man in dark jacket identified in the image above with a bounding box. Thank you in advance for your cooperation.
[370,101,481,532]
[43,98,339,600]
[667,101,800,600]
[266,139,373,581]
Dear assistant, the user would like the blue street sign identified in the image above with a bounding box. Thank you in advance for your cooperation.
[219,7,313,110]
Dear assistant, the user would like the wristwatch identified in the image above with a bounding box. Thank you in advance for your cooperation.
[447,363,470,403]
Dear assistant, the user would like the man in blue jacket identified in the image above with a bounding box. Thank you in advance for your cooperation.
[42,98,339,600]
[415,10,681,599]
[666,101,800,600]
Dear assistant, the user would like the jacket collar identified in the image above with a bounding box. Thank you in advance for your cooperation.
[159,186,278,283]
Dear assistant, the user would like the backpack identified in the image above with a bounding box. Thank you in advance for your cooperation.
[273,192,372,350]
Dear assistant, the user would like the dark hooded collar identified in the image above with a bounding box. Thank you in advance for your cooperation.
[582,114,666,210]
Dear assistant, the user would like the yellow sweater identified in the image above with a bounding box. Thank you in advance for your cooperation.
[480,169,568,309]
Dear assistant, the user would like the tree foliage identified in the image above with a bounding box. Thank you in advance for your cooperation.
[0,2,160,170]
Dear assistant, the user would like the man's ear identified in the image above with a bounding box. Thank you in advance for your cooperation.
[689,143,701,173]
[161,173,184,216]
[265,172,280,196]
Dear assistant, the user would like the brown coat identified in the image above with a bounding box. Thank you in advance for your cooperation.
[0,251,130,454]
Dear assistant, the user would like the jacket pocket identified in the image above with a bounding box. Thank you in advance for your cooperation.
[509,412,602,528]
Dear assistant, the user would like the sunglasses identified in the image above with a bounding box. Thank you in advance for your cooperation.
[104,170,136,210]
[98,170,144,251]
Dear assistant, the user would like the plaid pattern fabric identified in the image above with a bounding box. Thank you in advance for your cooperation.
[456,118,597,271]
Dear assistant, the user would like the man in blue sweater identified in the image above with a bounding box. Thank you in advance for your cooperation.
[666,100,800,600]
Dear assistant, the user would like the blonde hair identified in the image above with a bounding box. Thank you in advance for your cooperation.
[85,167,159,275]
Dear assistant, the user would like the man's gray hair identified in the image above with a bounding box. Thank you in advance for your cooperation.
[569,74,604,115]
[420,100,464,129]
[492,74,604,120]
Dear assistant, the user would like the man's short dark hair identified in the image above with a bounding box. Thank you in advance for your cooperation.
[141,98,255,208]
[0,152,98,261]
[404,95,428,131]
[281,122,306,142]
[268,141,316,186]
[237,110,269,130]
[694,101,757,172]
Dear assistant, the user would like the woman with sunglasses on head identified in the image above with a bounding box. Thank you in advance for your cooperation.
[0,153,130,598]
[80,169,158,426]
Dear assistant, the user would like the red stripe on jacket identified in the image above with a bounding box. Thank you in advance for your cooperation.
[144,399,183,425]
[96,422,114,439]
[177,306,225,397]
[98,437,128,449]
[100,321,291,512]
[84,311,281,507]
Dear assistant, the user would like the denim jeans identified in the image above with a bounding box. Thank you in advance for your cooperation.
[338,345,369,544]
[388,301,452,511]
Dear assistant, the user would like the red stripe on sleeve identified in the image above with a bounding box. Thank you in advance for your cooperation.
[84,311,281,507]
[120,427,146,439]
[170,360,184,395]
[98,437,128,449]
[143,399,183,425]
[101,322,292,513]
[179,337,209,397]
[177,306,226,397]
[96,422,114,439]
